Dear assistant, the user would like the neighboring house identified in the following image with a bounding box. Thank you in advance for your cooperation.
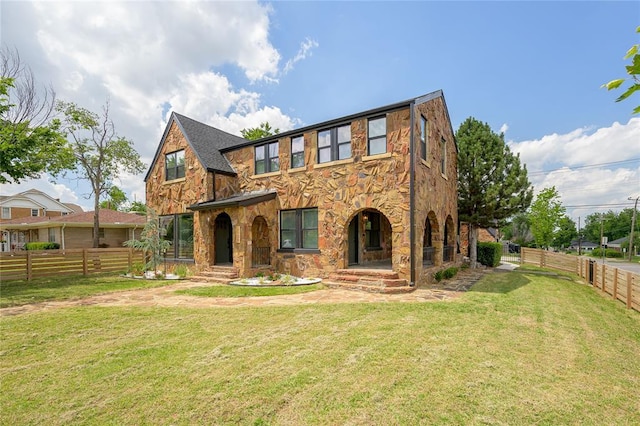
[567,240,598,252]
[0,189,81,223]
[145,90,458,288]
[607,237,628,252]
[0,209,145,251]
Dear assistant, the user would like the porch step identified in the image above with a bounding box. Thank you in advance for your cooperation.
[190,266,239,284]
[326,269,414,294]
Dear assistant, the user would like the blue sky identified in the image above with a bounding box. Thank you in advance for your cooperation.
[1,0,639,225]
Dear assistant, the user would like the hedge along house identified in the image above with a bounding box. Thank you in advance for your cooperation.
[145,90,458,290]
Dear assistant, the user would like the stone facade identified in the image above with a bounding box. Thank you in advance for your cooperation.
[145,91,458,286]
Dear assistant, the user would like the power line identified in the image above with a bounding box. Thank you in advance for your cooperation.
[528,158,640,176]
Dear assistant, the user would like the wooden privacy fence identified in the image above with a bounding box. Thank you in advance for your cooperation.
[521,248,640,313]
[0,248,144,281]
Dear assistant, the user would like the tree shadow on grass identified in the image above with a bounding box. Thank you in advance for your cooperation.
[468,271,532,294]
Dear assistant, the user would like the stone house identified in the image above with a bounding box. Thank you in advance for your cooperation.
[145,90,458,290]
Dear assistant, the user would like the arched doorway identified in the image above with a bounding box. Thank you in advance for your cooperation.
[251,216,270,267]
[444,215,455,262]
[214,213,233,265]
[423,213,439,265]
[347,209,392,268]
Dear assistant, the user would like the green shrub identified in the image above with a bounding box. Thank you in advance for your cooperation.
[592,248,624,258]
[24,242,60,250]
[477,242,502,267]
[173,264,189,278]
[443,266,459,279]
[434,270,444,282]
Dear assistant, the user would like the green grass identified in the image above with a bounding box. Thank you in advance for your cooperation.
[175,283,324,298]
[1,272,639,424]
[0,274,175,308]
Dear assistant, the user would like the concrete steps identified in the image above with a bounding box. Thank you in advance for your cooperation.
[324,268,414,294]
[190,265,239,284]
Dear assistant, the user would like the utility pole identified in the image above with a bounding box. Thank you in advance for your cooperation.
[600,214,606,264]
[578,216,582,256]
[628,196,639,260]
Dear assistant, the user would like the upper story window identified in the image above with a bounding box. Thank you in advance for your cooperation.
[440,137,447,174]
[255,141,279,174]
[31,209,39,217]
[166,150,185,181]
[318,124,351,163]
[291,136,305,169]
[420,115,428,161]
[368,116,387,156]
[280,208,318,250]
[1,207,10,219]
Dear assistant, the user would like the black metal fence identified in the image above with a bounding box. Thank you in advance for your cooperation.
[252,246,270,267]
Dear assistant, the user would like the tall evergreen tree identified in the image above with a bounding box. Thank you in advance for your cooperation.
[456,117,533,267]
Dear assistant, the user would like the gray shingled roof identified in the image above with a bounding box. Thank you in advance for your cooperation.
[144,112,248,181]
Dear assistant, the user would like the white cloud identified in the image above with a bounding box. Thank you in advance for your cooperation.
[509,118,640,222]
[284,38,319,74]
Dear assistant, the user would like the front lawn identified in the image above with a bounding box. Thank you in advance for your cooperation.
[1,271,639,424]
[175,283,324,298]
[0,274,175,308]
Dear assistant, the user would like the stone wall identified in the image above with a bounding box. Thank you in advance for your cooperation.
[413,96,459,285]
[223,108,413,280]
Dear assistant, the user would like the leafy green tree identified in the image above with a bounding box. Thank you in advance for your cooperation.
[529,187,565,249]
[99,186,128,210]
[501,213,532,246]
[57,100,145,248]
[456,117,533,267]
[0,48,74,183]
[240,122,279,140]
[602,26,640,114]
[553,215,578,250]
[128,200,147,215]
[583,208,635,243]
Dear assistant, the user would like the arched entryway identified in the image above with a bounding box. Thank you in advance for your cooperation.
[423,212,439,265]
[444,215,455,262]
[214,213,233,265]
[251,216,270,267]
[346,209,392,268]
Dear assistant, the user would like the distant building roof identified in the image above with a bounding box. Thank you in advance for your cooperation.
[0,209,146,229]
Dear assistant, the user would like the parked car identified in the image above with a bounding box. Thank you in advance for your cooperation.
[508,242,521,253]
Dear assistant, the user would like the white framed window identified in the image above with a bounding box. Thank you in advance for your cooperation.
[318,125,351,163]
[255,142,279,174]
[291,136,305,168]
[165,149,185,180]
[1,207,10,219]
[368,116,387,155]
[31,209,39,217]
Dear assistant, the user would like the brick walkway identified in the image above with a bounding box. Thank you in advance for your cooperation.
[0,269,491,317]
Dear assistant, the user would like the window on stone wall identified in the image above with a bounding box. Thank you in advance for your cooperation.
[280,208,318,250]
[165,150,185,181]
[440,137,447,175]
[420,115,428,161]
[365,211,381,249]
[368,116,387,156]
[291,136,305,168]
[318,124,351,163]
[160,213,194,259]
[255,141,280,174]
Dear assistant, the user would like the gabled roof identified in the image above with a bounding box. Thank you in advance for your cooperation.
[0,189,76,213]
[0,209,146,229]
[144,112,248,181]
